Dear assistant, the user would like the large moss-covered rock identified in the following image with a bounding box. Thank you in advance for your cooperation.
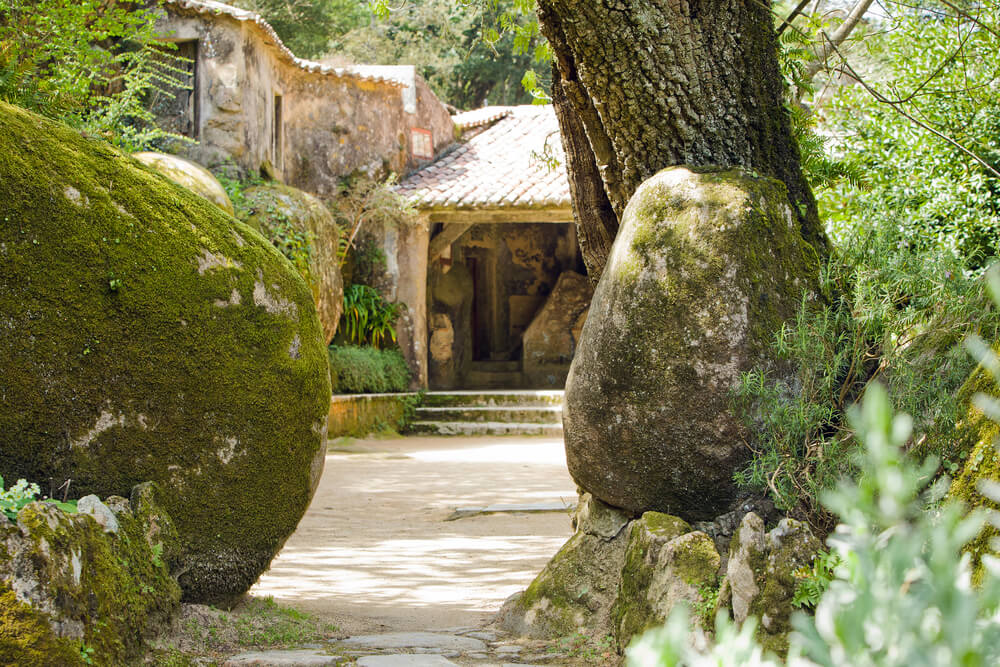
[0,484,181,666]
[564,166,821,519]
[132,151,235,215]
[496,494,631,639]
[0,102,331,604]
[716,513,820,655]
[611,513,720,651]
[243,184,344,344]
[947,360,1000,585]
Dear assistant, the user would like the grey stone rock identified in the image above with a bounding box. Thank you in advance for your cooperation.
[564,167,821,520]
[77,495,120,534]
[496,519,629,639]
[223,649,341,666]
[342,632,486,652]
[717,513,821,655]
[572,492,631,539]
[464,630,497,641]
[355,656,459,666]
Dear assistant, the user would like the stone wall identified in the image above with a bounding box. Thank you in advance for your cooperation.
[153,4,455,194]
[328,393,419,438]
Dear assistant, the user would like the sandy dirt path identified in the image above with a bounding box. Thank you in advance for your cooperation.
[250,435,577,636]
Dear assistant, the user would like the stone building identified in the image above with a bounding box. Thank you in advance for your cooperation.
[152,1,589,389]
[153,0,454,197]
[398,106,592,389]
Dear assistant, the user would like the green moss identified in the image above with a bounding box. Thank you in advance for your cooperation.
[0,583,82,667]
[611,517,719,651]
[3,495,181,665]
[0,102,332,605]
[947,361,1000,585]
[568,166,821,518]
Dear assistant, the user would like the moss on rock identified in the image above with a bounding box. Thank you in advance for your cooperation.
[0,485,182,665]
[611,514,719,651]
[564,166,821,520]
[243,183,344,345]
[0,102,332,604]
[947,360,1000,585]
[132,151,236,216]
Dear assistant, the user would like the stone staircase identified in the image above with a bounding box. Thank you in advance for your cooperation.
[409,390,564,436]
[464,360,526,389]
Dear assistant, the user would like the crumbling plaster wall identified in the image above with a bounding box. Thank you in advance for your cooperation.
[154,10,455,192]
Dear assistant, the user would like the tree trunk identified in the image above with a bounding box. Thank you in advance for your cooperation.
[537,0,828,278]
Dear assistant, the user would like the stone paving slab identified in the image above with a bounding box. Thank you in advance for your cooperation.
[356,656,459,666]
[222,649,342,666]
[340,632,487,652]
[445,501,575,521]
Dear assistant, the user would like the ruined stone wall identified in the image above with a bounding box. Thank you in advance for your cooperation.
[153,9,455,191]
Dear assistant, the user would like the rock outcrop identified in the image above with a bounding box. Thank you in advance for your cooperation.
[0,483,181,666]
[716,513,821,654]
[496,494,631,639]
[243,183,345,345]
[564,166,821,520]
[947,358,1000,584]
[0,102,332,605]
[523,271,593,388]
[132,151,235,215]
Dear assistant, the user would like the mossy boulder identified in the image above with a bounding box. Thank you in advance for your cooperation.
[132,151,235,216]
[0,484,181,666]
[496,494,631,639]
[243,184,344,345]
[611,512,720,651]
[564,166,821,519]
[716,513,820,655]
[0,102,332,604]
[947,359,1000,585]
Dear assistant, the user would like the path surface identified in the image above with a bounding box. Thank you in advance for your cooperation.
[251,434,577,637]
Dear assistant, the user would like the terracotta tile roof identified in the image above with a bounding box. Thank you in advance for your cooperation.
[162,0,405,88]
[451,106,512,130]
[398,105,570,210]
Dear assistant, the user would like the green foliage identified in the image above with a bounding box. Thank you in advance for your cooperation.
[329,174,416,270]
[340,0,547,108]
[217,172,315,279]
[0,0,191,150]
[733,220,999,531]
[328,345,411,393]
[340,284,403,349]
[791,549,840,611]
[812,4,1000,270]
[0,476,78,522]
[627,383,1000,666]
[231,0,368,58]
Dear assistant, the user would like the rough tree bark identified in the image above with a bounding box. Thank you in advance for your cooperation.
[538,0,828,279]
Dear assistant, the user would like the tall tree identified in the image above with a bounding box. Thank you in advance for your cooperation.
[536,0,827,279]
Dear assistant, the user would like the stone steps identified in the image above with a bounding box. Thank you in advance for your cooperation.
[412,390,564,437]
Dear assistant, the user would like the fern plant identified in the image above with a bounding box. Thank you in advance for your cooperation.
[340,284,403,350]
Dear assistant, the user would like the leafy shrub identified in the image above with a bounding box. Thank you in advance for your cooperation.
[627,382,1000,666]
[340,284,403,350]
[328,345,411,394]
[0,0,191,150]
[733,220,999,532]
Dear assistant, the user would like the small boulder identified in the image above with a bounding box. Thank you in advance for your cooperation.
[0,102,332,604]
[0,487,181,665]
[611,513,720,649]
[243,183,345,344]
[717,513,820,654]
[564,166,821,519]
[496,494,631,638]
[132,151,235,215]
[77,495,119,534]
